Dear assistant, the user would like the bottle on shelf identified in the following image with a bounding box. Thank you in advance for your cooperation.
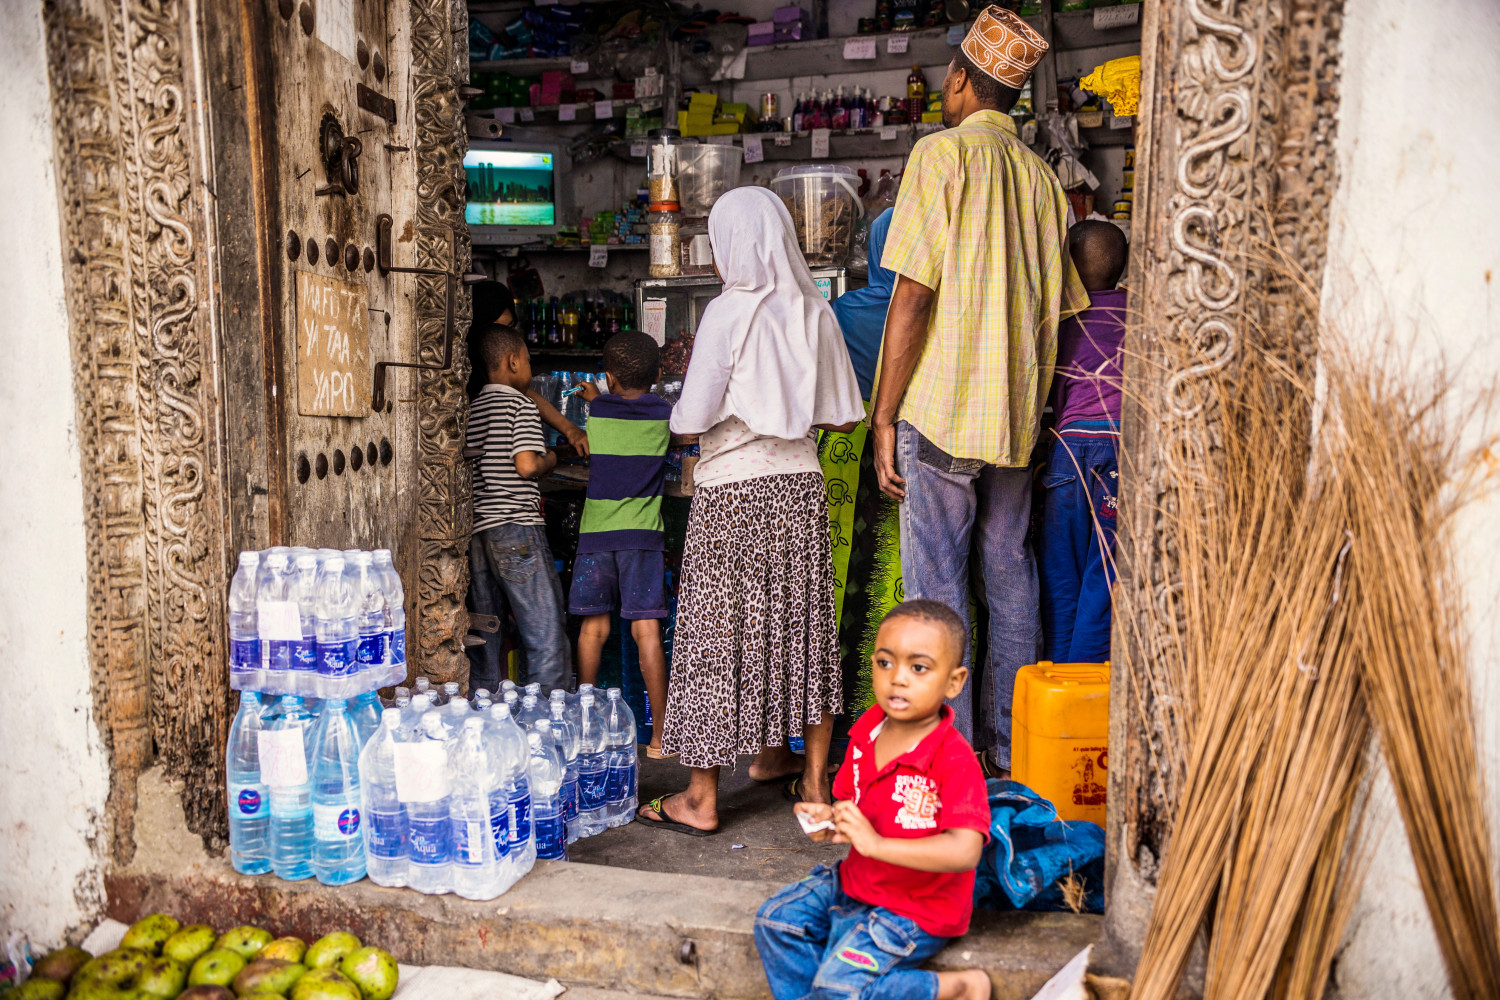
[907,65,927,123]
[227,690,271,875]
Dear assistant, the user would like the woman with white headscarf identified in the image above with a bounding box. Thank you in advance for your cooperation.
[637,186,865,835]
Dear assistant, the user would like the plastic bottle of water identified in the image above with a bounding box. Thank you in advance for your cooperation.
[266,695,315,881]
[486,704,535,885]
[350,691,382,747]
[314,555,358,698]
[406,713,454,895]
[290,553,321,695]
[499,679,517,699]
[229,552,261,689]
[547,692,581,843]
[226,690,271,874]
[502,689,520,713]
[350,552,386,681]
[359,708,408,888]
[524,682,542,700]
[449,718,504,899]
[471,688,491,708]
[576,691,610,837]
[257,550,297,687]
[402,692,432,739]
[518,693,548,732]
[439,681,462,707]
[446,697,472,734]
[475,697,493,712]
[527,720,568,861]
[414,676,432,698]
[393,686,411,712]
[373,548,405,683]
[308,698,366,885]
[603,687,639,828]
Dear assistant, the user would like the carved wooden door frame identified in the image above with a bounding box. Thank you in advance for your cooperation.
[43,5,1347,958]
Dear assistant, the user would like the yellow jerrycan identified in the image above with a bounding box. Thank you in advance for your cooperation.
[1010,662,1110,826]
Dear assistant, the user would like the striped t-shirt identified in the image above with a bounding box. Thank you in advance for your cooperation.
[469,382,547,530]
[578,393,672,553]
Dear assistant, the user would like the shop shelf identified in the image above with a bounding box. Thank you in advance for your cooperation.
[1049,9,1143,51]
[1079,124,1135,146]
[739,25,964,82]
[607,125,930,164]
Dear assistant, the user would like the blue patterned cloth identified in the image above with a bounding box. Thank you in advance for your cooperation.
[972,780,1106,913]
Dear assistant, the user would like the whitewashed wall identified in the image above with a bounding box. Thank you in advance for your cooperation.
[1322,1,1500,996]
[0,3,111,949]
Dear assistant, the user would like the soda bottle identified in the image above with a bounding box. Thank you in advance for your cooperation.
[226,690,271,875]
[603,687,639,828]
[406,712,454,894]
[576,691,610,837]
[906,65,926,123]
[359,708,409,888]
[229,552,261,689]
[308,699,366,885]
[265,695,316,881]
[527,720,568,861]
[449,718,504,899]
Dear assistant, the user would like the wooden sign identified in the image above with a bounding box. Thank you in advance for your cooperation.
[295,270,370,417]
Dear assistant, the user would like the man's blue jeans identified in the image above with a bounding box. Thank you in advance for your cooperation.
[896,421,1040,766]
[466,523,571,694]
[755,864,948,1000]
[1036,428,1118,663]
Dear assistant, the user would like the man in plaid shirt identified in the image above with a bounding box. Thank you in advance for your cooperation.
[871,6,1089,770]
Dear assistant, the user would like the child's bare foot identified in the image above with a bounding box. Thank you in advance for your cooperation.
[934,969,991,1000]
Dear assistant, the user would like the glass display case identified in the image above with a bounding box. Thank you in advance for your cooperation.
[634,268,848,380]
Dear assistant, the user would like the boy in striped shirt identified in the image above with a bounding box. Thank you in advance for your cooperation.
[574,332,671,753]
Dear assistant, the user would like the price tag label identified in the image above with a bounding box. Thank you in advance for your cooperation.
[880,126,898,141]
[589,245,608,267]
[393,742,451,803]
[774,134,792,146]
[642,300,668,346]
[520,107,535,122]
[594,100,614,120]
[811,128,831,158]
[708,135,734,146]
[570,58,589,75]
[947,24,966,45]
[629,140,647,158]
[887,33,909,54]
[558,103,578,121]
[1110,114,1134,130]
[258,728,308,788]
[1094,4,1140,29]
[496,107,516,124]
[743,135,765,163]
[843,37,877,60]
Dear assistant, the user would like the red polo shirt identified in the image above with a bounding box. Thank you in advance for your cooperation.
[833,705,991,937]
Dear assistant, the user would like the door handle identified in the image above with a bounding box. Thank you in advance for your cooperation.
[370,213,487,410]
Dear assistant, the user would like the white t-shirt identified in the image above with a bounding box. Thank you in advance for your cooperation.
[693,415,820,489]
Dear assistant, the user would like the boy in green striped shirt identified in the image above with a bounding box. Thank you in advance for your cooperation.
[573,332,672,753]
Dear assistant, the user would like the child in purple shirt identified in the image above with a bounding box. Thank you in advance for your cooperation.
[1036,221,1128,663]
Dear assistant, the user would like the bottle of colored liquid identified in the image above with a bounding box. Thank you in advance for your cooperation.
[907,65,926,122]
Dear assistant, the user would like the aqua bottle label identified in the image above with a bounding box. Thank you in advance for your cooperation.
[509,786,533,845]
[606,759,634,805]
[231,638,260,672]
[578,756,608,810]
[319,638,359,677]
[390,629,407,665]
[229,783,267,818]
[290,637,318,672]
[366,809,407,859]
[408,815,452,865]
[357,632,386,667]
[313,801,361,840]
[489,792,511,858]
[534,810,567,860]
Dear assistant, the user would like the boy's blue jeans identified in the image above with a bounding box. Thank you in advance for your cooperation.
[896,421,1040,765]
[755,864,948,1000]
[466,523,571,694]
[1035,429,1119,663]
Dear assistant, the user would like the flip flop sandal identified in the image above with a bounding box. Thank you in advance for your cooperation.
[643,744,671,760]
[782,776,808,803]
[635,794,716,837]
[977,752,1010,780]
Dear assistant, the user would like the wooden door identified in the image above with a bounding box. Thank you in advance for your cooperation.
[214,0,475,685]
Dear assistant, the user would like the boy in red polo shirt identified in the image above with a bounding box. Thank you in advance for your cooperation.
[754,600,993,1000]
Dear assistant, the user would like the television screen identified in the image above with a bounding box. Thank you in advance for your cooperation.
[464,148,556,227]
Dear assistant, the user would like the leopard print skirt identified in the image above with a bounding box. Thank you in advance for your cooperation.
[661,472,843,768]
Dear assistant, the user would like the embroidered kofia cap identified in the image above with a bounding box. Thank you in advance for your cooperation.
[960,5,1049,88]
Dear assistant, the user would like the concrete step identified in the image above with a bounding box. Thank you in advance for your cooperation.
[111,769,1107,1000]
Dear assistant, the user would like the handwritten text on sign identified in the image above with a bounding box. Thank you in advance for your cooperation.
[296,270,370,417]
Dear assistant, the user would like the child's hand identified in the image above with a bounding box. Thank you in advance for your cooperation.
[578,381,601,403]
[794,802,835,842]
[564,423,590,456]
[832,800,881,856]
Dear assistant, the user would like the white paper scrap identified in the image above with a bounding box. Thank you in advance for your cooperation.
[887,33,909,54]
[258,727,308,788]
[743,135,765,163]
[796,811,837,835]
[588,245,608,268]
[1028,945,1092,1000]
[843,37,877,60]
[811,128,830,158]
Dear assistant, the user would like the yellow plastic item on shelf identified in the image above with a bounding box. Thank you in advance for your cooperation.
[1010,661,1110,827]
[1079,55,1141,117]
